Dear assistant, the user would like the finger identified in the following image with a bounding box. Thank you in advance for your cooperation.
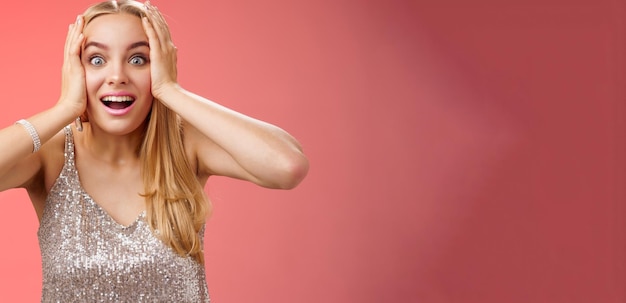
[64,16,84,60]
[64,24,73,55]
[64,17,79,57]
[142,4,161,50]
[141,15,162,55]
[70,17,85,58]
[145,4,174,51]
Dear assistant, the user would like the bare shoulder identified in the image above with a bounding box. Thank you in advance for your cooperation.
[40,127,69,193]
[26,127,67,218]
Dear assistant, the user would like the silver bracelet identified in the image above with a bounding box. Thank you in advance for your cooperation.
[15,119,42,153]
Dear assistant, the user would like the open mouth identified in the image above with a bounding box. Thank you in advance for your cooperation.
[101,95,135,109]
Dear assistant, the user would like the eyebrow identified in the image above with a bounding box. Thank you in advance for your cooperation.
[83,41,149,51]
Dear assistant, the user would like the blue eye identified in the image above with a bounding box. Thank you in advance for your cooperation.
[129,56,147,65]
[89,56,105,66]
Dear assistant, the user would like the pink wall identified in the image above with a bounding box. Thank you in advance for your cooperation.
[0,0,623,302]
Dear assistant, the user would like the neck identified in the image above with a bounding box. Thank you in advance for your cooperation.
[79,122,145,166]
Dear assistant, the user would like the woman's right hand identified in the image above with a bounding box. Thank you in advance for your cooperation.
[57,15,87,118]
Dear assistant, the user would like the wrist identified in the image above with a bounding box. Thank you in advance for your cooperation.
[153,83,182,105]
[52,102,84,124]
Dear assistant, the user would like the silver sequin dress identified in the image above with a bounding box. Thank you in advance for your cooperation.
[38,126,210,303]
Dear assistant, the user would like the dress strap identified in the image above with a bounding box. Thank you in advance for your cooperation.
[63,125,76,166]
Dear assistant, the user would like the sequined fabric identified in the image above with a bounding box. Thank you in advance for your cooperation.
[38,126,210,303]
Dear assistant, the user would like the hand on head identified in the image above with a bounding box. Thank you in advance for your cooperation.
[58,15,87,119]
[57,0,182,116]
[141,2,179,100]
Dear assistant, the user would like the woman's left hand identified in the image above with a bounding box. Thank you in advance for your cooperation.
[142,2,178,100]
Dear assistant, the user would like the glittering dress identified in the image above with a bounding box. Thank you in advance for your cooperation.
[38,126,210,303]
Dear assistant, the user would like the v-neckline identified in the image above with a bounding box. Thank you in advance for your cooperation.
[67,127,146,229]
[79,185,146,229]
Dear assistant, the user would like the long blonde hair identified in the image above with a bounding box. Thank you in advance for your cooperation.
[83,0,210,264]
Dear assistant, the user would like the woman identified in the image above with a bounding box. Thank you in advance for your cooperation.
[0,0,308,302]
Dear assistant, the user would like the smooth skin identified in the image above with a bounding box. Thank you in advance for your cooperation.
[0,3,309,226]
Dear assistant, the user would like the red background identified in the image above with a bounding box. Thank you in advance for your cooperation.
[0,0,623,302]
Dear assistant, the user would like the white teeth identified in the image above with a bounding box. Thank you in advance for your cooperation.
[101,96,135,102]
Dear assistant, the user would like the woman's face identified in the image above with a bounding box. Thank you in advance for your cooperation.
[81,12,153,135]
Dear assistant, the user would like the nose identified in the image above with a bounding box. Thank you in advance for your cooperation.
[105,62,129,85]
